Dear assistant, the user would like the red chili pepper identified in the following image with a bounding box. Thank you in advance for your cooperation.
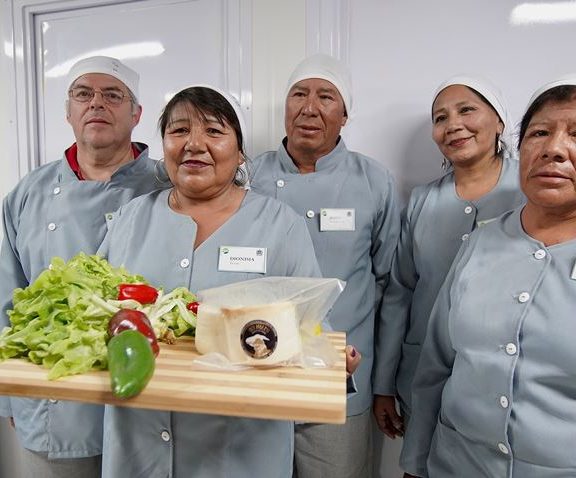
[186,301,199,314]
[108,309,160,357]
[118,283,158,304]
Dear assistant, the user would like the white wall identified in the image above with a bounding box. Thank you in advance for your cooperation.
[344,0,576,200]
[252,0,306,155]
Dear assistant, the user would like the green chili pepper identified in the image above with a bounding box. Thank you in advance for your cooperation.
[107,330,155,399]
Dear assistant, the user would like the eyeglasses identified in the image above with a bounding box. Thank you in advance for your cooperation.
[68,86,131,106]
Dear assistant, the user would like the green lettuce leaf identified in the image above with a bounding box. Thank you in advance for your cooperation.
[0,253,145,379]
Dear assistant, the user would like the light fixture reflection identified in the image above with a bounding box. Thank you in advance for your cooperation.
[45,42,165,78]
[511,1,576,25]
[4,41,13,58]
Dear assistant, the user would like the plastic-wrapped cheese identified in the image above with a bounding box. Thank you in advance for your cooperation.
[195,301,302,365]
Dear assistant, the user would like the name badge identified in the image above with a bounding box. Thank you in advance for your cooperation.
[320,208,355,231]
[218,246,267,273]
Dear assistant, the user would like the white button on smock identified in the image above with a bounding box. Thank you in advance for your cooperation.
[53,187,61,195]
[48,223,56,231]
[534,249,546,260]
[180,258,190,268]
[49,399,58,404]
[461,234,469,241]
[505,343,517,355]
[497,442,509,455]
[464,206,473,214]
[161,430,171,442]
[499,396,509,408]
[306,210,315,218]
[276,179,285,188]
[518,292,530,303]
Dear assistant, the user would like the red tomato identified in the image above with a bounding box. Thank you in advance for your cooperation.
[186,301,199,314]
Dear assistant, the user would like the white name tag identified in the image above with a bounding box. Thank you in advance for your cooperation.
[320,208,355,231]
[218,246,267,273]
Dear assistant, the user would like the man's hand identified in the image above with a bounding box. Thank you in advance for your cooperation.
[373,394,404,438]
[345,345,361,377]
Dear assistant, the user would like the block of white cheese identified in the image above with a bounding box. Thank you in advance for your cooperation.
[195,301,302,366]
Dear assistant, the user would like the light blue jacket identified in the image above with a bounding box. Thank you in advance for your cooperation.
[99,188,322,478]
[252,139,401,416]
[402,207,576,477]
[373,156,525,415]
[0,144,164,457]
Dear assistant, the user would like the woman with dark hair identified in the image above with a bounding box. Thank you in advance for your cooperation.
[401,76,576,477]
[98,85,323,478]
[373,76,525,442]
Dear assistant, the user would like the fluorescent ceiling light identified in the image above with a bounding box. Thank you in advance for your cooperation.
[511,1,576,25]
[45,42,165,78]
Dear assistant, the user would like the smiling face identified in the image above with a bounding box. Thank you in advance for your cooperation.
[66,73,141,151]
[162,102,242,199]
[432,85,503,167]
[284,78,347,164]
[519,97,576,214]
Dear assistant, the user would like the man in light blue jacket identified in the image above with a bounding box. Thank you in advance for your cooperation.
[0,56,165,478]
[252,54,401,478]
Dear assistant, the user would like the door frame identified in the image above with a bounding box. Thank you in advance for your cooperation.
[1,0,252,177]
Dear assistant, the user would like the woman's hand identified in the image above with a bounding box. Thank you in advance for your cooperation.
[373,394,404,438]
[345,345,361,377]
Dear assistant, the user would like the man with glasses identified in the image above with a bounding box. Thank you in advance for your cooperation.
[0,56,164,477]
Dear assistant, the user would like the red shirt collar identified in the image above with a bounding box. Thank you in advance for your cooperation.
[65,143,141,180]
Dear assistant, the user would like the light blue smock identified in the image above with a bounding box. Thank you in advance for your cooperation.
[401,207,576,477]
[251,138,401,416]
[373,156,525,414]
[0,144,164,457]
[99,188,322,478]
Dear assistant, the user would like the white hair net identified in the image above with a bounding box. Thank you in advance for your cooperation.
[526,74,576,111]
[66,56,139,102]
[286,53,352,116]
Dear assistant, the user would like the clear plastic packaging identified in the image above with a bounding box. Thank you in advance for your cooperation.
[193,277,345,369]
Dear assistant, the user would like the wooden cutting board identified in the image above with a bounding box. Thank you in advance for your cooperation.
[0,332,346,424]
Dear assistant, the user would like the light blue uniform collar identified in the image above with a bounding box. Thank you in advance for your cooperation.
[278,137,347,174]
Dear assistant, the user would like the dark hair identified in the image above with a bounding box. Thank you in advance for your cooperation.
[158,86,244,153]
[518,85,576,148]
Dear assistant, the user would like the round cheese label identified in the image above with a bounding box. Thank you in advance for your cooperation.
[240,320,278,359]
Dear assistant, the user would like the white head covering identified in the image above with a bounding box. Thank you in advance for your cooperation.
[526,73,576,110]
[66,56,140,103]
[286,53,352,115]
[432,75,512,151]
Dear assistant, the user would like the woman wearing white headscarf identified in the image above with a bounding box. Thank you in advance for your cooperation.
[373,76,525,442]
[400,74,576,477]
